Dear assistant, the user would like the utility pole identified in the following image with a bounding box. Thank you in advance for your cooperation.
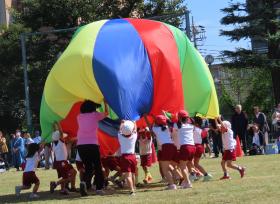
[192,16,197,48]
[20,34,32,132]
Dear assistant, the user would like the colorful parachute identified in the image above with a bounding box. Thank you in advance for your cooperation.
[40,18,219,145]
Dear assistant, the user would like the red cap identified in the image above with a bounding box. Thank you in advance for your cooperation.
[155,115,167,125]
[178,110,189,118]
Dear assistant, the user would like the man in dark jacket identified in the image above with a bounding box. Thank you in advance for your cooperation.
[231,105,249,154]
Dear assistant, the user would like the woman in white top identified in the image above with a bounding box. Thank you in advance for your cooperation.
[15,143,40,198]
[152,115,177,190]
[118,120,137,196]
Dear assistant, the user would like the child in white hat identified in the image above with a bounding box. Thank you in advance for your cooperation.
[118,120,137,196]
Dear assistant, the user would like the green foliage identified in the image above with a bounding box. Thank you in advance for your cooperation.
[220,0,280,107]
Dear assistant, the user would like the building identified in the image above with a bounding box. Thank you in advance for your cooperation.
[0,0,20,26]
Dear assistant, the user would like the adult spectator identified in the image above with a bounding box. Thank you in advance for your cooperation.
[13,130,25,171]
[272,103,280,133]
[208,119,223,158]
[231,105,249,154]
[9,134,16,168]
[253,106,269,147]
[76,100,108,196]
[0,131,9,169]
[44,143,53,170]
[33,130,42,144]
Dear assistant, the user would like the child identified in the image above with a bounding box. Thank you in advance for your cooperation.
[152,115,178,190]
[118,120,138,196]
[50,122,77,194]
[138,127,153,184]
[248,124,264,155]
[101,150,123,188]
[193,117,213,181]
[173,110,194,187]
[217,118,246,179]
[15,143,40,198]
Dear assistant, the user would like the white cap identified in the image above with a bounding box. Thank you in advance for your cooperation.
[222,121,232,129]
[120,121,135,135]
[52,130,60,141]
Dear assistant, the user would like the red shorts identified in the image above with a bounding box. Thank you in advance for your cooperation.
[179,144,196,161]
[101,157,121,171]
[194,144,205,159]
[161,143,177,161]
[222,149,236,161]
[140,154,152,167]
[120,154,137,173]
[157,150,162,161]
[23,171,39,187]
[76,161,85,172]
[172,150,180,164]
[56,160,74,179]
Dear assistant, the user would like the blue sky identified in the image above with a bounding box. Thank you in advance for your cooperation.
[186,0,251,62]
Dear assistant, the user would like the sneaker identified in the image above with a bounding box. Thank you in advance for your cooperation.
[129,191,136,196]
[180,182,192,189]
[29,193,40,199]
[203,174,213,182]
[69,188,78,193]
[15,186,21,196]
[165,184,177,190]
[220,175,231,180]
[189,174,197,182]
[195,174,203,181]
[80,182,88,196]
[115,180,124,188]
[239,167,246,178]
[96,190,105,196]
[50,181,57,193]
[60,190,69,195]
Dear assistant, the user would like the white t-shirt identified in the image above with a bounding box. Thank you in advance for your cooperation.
[118,132,137,154]
[53,140,68,161]
[152,126,173,145]
[173,123,195,145]
[24,152,40,172]
[139,137,152,155]
[252,133,260,146]
[193,127,203,145]
[222,128,236,150]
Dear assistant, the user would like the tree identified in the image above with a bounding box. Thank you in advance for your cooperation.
[220,0,280,105]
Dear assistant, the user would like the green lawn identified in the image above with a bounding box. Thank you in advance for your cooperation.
[1,154,280,204]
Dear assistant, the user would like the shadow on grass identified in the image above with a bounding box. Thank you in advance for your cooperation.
[0,183,168,203]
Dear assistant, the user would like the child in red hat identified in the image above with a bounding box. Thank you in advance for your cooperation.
[138,127,153,184]
[173,110,194,188]
[152,115,178,190]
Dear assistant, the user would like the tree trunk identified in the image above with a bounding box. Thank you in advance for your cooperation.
[271,68,280,105]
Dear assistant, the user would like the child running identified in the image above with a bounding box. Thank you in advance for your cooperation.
[138,127,153,184]
[216,117,246,179]
[50,122,77,194]
[193,116,213,181]
[173,110,194,188]
[15,143,40,199]
[152,115,178,190]
[118,120,138,196]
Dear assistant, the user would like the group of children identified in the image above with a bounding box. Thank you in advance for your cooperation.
[15,109,246,198]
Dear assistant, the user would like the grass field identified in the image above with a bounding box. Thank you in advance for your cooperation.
[1,154,280,204]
